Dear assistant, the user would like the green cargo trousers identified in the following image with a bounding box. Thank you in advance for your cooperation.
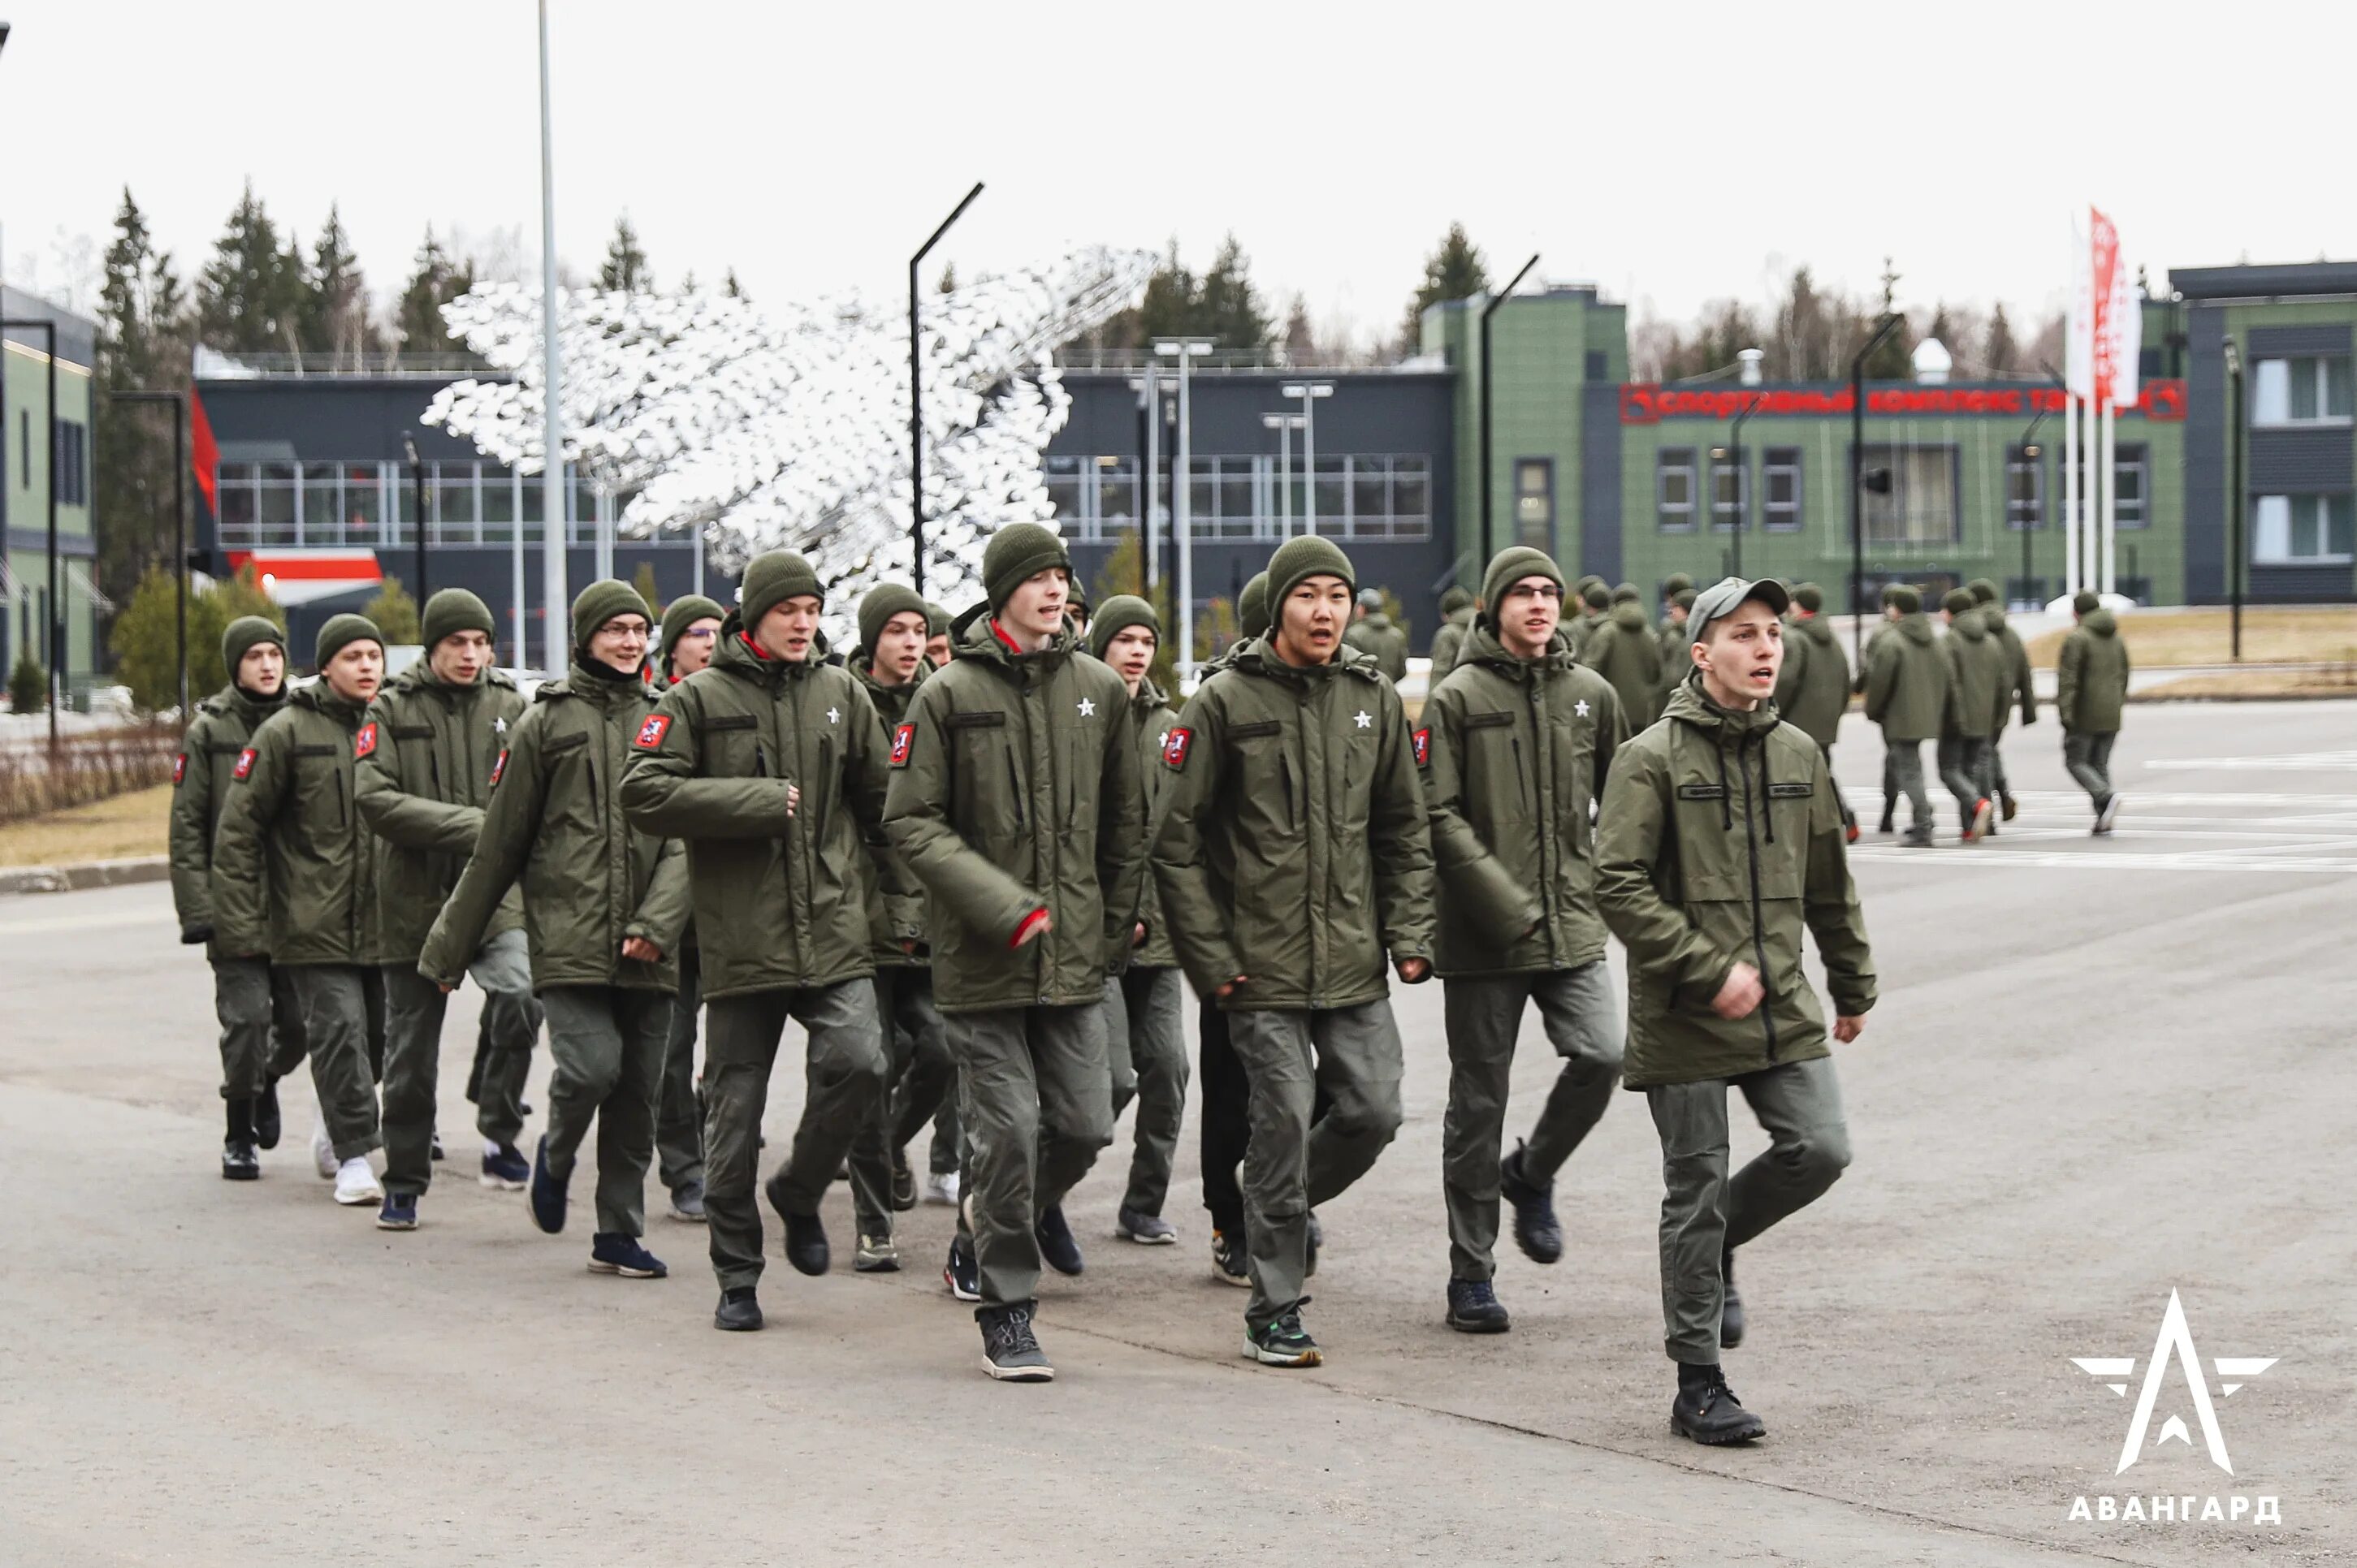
[379,928,542,1199]
[946,1004,1114,1308]
[1645,1055,1852,1365]
[2064,730,2117,807]
[210,957,309,1101]
[538,985,673,1236]
[1104,967,1189,1219]
[848,965,952,1238]
[1440,962,1624,1281]
[655,948,703,1194]
[1883,736,1931,829]
[285,964,386,1161]
[1231,1001,1405,1334]
[1937,736,1992,819]
[702,981,884,1292]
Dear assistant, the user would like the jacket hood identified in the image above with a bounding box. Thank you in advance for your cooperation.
[1661,672,1782,741]
[1896,612,1936,646]
[2082,608,2119,637]
[1458,621,1578,676]
[1610,600,1650,633]
[1796,613,1838,648]
[216,680,286,720]
[1360,611,1395,632]
[712,609,836,679]
[1951,611,1988,643]
[851,654,928,701]
[388,658,516,697]
[948,602,1081,668]
[1980,604,2009,633]
[1130,675,1171,713]
[291,680,368,723]
[1227,634,1383,685]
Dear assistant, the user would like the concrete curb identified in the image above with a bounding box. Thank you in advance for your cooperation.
[0,854,171,896]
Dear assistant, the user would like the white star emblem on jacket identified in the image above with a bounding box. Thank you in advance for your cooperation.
[1078,698,1096,717]
[1354,710,1372,729]
[826,706,840,724]
[1574,699,1589,718]
[493,716,508,734]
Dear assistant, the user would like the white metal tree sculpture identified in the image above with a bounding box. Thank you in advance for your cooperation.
[423,245,1155,616]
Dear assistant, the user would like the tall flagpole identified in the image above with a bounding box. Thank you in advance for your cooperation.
[537,0,567,673]
[2099,395,2117,596]
[2063,391,2080,600]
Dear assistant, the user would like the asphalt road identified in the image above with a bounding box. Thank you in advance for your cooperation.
[3,699,2350,1567]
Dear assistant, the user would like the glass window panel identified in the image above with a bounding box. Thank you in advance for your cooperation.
[2251,495,2290,562]
[480,474,515,542]
[2328,357,2355,418]
[1218,468,1255,532]
[1352,467,1387,524]
[2328,494,2356,559]
[1313,456,1345,531]
[2252,359,2290,425]
[434,463,478,544]
[1097,457,1136,524]
[1044,454,1083,523]
[259,462,296,485]
[2291,357,2320,421]
[1655,449,1694,530]
[340,473,381,542]
[1861,445,1958,546]
[1393,469,1429,522]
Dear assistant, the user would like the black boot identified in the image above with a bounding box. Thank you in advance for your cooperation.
[1499,1141,1563,1265]
[1672,1362,1765,1445]
[222,1099,260,1181]
[714,1286,763,1332]
[1720,1249,1745,1349]
[253,1077,283,1150]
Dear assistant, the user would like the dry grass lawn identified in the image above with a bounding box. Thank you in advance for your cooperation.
[0,784,173,868]
[2026,606,2357,668]
[2135,668,2357,702]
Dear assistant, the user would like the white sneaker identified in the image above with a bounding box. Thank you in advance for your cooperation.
[311,1117,338,1180]
[333,1157,383,1206]
[924,1170,961,1208]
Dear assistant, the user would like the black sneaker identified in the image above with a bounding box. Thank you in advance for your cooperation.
[375,1192,418,1230]
[1901,823,1935,848]
[430,1133,446,1162]
[1446,1276,1511,1334]
[944,1234,982,1302]
[222,1138,261,1181]
[1499,1140,1563,1265]
[668,1179,707,1224]
[1117,1207,1177,1245]
[1720,1251,1746,1349]
[714,1286,763,1332]
[1210,1227,1251,1288]
[889,1147,918,1212]
[978,1300,1054,1382]
[588,1232,668,1278]
[253,1079,283,1151]
[481,1142,530,1191]
[1243,1298,1322,1367]
[1876,811,1895,836]
[1036,1204,1084,1276]
[1672,1363,1766,1445]
[781,1206,830,1277]
[528,1134,566,1234]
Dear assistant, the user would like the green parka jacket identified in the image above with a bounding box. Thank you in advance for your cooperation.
[170,681,285,952]
[881,611,1145,1015]
[1343,611,1409,683]
[421,662,690,992]
[1595,676,1877,1089]
[211,682,383,966]
[356,661,529,961]
[1863,613,1948,742]
[1152,637,1436,1012]
[1427,606,1476,680]
[1120,675,1183,970]
[1579,600,1666,732]
[1981,605,2037,735]
[618,617,906,1002]
[1941,611,2008,741]
[853,654,930,971]
[1773,614,1853,748]
[1424,625,1626,978]
[2056,610,2130,733]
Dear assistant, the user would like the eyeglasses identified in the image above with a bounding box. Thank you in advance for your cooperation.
[601,620,651,640]
[679,626,718,641]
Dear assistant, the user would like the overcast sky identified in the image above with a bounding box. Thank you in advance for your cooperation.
[7,1,2349,347]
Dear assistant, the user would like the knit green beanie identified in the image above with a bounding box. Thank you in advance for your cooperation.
[1672,587,1697,611]
[314,613,383,669]
[571,578,651,652]
[1942,587,1978,616]
[1480,546,1564,625]
[1888,585,1922,615]
[922,599,950,637]
[1581,581,1611,611]
[1439,585,1473,616]
[1264,536,1356,623]
[222,615,285,676]
[421,587,495,650]
[660,594,725,669]
[1793,583,1825,613]
[2073,590,2100,616]
[1611,582,1640,605]
[1238,572,1271,639]
[1087,594,1159,660]
[981,523,1071,613]
[739,550,823,630]
[1966,577,2000,606]
[1662,572,1695,597]
[857,584,929,658]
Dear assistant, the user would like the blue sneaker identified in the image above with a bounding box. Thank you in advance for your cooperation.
[529,1134,566,1234]
[480,1142,530,1191]
[1035,1204,1083,1276]
[588,1233,668,1278]
[375,1192,419,1231]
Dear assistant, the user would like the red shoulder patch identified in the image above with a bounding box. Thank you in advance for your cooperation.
[489,749,509,787]
[634,713,671,750]
[1412,727,1431,768]
[353,720,378,759]
[889,722,915,768]
[232,748,257,781]
[173,753,188,786]
[1163,726,1192,770]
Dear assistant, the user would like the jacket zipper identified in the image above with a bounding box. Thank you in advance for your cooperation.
[1735,732,1779,1060]
[1006,745,1025,827]
[1278,749,1296,830]
[1511,733,1529,814]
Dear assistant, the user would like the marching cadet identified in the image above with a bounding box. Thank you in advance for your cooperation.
[651,592,725,1224]
[923,600,954,670]
[1863,585,1945,847]
[842,583,954,1272]
[1579,581,1665,731]
[212,613,390,1209]
[1657,572,1695,671]
[1966,580,2035,825]
[1773,584,1858,841]
[2056,590,2130,833]
[1427,585,1476,680]
[1596,577,1875,1446]
[1567,578,1611,659]
[1088,594,1189,1247]
[621,550,902,1333]
[884,523,1144,1381]
[1936,587,2005,842]
[171,614,306,1178]
[1343,588,1409,683]
[357,588,542,1227]
[420,582,690,1276]
[1424,546,1626,1335]
[1153,535,1437,1369]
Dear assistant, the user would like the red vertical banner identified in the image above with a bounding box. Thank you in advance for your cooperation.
[189,385,220,515]
[2088,207,2121,408]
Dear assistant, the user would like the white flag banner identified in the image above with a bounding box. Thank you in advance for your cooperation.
[2089,205,2125,406]
[2106,230,2142,411]
[2066,211,2095,400]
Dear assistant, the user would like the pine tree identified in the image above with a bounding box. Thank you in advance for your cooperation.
[1196,233,1273,354]
[1400,222,1491,350]
[723,268,746,300]
[937,262,958,294]
[1282,294,1316,366]
[196,182,305,356]
[97,188,196,622]
[395,227,475,359]
[633,561,663,618]
[1859,257,1915,380]
[1983,304,2019,375]
[361,579,422,646]
[301,205,372,365]
[598,216,652,292]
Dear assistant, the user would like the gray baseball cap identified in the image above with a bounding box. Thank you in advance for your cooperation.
[1685,576,1792,644]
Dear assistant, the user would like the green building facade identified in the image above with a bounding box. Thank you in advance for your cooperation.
[1,288,100,706]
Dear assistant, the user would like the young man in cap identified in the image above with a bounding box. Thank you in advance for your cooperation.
[1773,584,1858,842]
[884,522,1144,1380]
[357,588,542,1228]
[621,550,900,1332]
[843,581,957,1271]
[2056,590,2130,833]
[1579,582,1666,732]
[212,613,391,1208]
[1427,585,1477,680]
[1863,585,1947,848]
[1088,594,1189,1246]
[1425,546,1626,1334]
[1936,587,2005,843]
[649,591,724,1224]
[1966,580,2035,824]
[422,581,689,1275]
[1342,587,1409,683]
[1597,577,1875,1445]
[171,614,307,1178]
[1155,535,1437,1368]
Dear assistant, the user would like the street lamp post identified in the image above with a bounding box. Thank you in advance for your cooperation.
[908,181,984,598]
[1848,313,1903,669]
[2223,338,2244,661]
[402,432,426,604]
[1714,399,1758,580]
[1477,253,1541,564]
[1157,339,1214,679]
[537,0,566,676]
[1261,412,1304,538]
[1279,380,1333,533]
[109,389,189,714]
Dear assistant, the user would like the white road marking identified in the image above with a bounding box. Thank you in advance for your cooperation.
[0,905,175,937]
[2142,750,2357,773]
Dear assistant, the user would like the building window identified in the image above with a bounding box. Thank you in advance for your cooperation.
[2252,494,2355,564]
[1096,456,1137,533]
[2005,445,2043,531]
[1044,455,1083,535]
[2113,443,2147,529]
[1514,458,1553,548]
[1066,451,1429,544]
[1655,448,1696,532]
[1857,443,1959,546]
[55,420,89,506]
[2251,356,2354,425]
[1709,450,1748,531]
[1762,447,1802,532]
